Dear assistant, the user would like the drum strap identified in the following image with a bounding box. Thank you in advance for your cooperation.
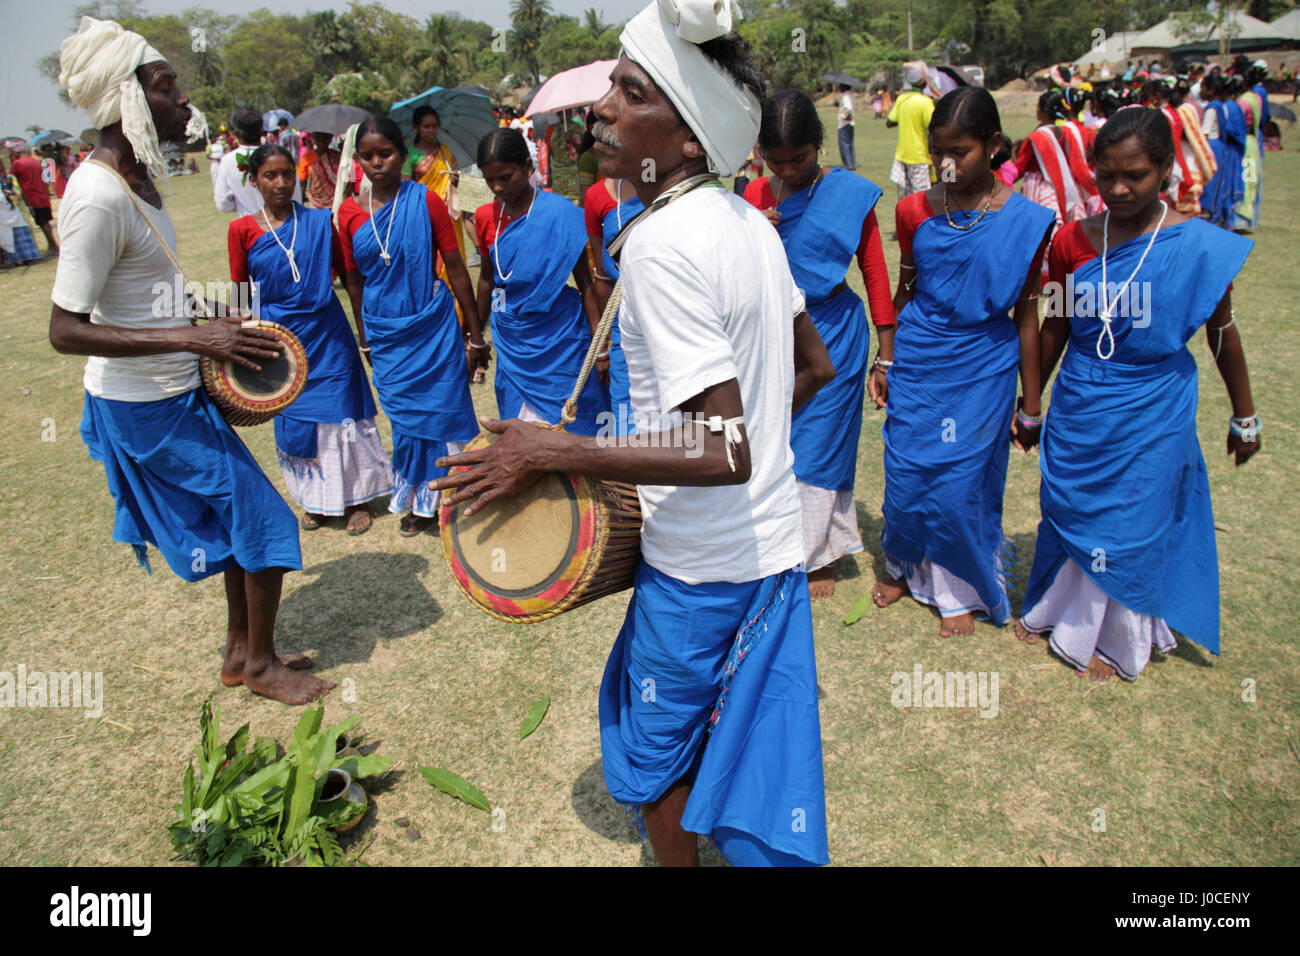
[560,173,723,426]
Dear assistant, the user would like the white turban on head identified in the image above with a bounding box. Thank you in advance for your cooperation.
[59,16,169,179]
[619,0,760,177]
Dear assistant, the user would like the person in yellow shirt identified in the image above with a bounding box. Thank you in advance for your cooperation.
[887,63,935,199]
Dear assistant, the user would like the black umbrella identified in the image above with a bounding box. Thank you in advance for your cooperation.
[821,72,862,90]
[520,83,545,106]
[293,104,373,135]
[1271,103,1296,123]
[453,84,492,99]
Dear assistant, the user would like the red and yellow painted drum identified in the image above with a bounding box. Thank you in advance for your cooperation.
[199,320,309,426]
[440,427,642,623]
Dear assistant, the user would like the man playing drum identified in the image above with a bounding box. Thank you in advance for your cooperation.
[48,17,332,705]
[435,0,835,866]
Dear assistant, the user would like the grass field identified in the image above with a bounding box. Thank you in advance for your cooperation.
[1,107,1297,866]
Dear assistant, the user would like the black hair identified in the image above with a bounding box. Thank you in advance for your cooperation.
[696,32,766,111]
[579,108,597,155]
[1168,80,1188,108]
[231,108,262,145]
[277,117,289,128]
[248,142,294,178]
[1093,105,1174,172]
[931,87,1003,144]
[1038,89,1068,121]
[757,90,823,150]
[355,114,408,159]
[411,106,441,144]
[991,136,1013,167]
[1062,86,1087,115]
[476,127,531,168]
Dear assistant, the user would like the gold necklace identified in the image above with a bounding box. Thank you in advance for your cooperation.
[773,167,825,205]
[943,177,997,230]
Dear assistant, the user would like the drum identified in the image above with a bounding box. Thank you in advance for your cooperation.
[441,427,643,623]
[199,320,309,426]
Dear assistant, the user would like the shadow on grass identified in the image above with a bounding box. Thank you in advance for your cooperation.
[277,551,443,669]
[571,759,639,845]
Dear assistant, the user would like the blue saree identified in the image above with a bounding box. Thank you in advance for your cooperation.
[487,189,608,435]
[1205,100,1246,227]
[1023,219,1252,654]
[776,167,881,490]
[351,181,478,514]
[882,192,1055,625]
[599,189,644,436]
[246,203,378,461]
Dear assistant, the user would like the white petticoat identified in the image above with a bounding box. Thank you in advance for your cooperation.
[886,555,990,619]
[277,418,393,516]
[1021,558,1176,681]
[799,481,864,572]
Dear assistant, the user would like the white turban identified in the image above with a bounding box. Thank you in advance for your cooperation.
[59,16,168,179]
[904,62,927,88]
[619,0,760,177]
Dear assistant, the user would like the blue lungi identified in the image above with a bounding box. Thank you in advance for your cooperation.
[599,561,830,866]
[80,387,302,580]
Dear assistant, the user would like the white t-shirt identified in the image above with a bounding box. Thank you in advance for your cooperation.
[1201,106,1220,140]
[618,186,806,585]
[214,144,302,217]
[51,162,201,401]
[838,92,855,128]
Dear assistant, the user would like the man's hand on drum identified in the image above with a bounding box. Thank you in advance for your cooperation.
[432,417,554,517]
[191,315,283,371]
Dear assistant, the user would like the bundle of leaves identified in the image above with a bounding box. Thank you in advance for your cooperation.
[167,699,393,867]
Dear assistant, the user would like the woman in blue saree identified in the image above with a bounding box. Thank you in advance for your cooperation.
[1202,74,1246,228]
[1016,107,1260,681]
[228,144,391,535]
[473,128,608,435]
[584,174,643,436]
[743,90,896,599]
[338,116,487,536]
[866,88,1054,636]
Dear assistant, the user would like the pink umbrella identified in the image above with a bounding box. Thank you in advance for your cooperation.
[524,60,618,118]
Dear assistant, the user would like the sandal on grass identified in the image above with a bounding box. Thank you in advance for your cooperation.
[399,514,431,537]
[346,509,373,536]
[300,512,324,531]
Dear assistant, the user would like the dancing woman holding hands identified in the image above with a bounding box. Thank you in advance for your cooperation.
[337,115,486,536]
[743,90,894,599]
[867,87,1055,636]
[1016,107,1259,681]
[227,143,392,535]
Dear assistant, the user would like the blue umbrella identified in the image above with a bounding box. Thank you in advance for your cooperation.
[262,109,294,132]
[389,86,496,168]
[28,129,73,147]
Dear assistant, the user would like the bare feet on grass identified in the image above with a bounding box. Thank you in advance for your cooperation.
[871,574,909,608]
[241,658,335,705]
[1014,619,1039,644]
[221,631,317,687]
[807,566,836,600]
[939,612,975,637]
[1079,655,1117,681]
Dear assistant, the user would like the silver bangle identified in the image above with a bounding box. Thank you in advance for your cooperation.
[1229,413,1260,441]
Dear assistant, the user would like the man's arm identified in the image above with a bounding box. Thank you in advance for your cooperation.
[50,304,282,368]
[792,310,834,413]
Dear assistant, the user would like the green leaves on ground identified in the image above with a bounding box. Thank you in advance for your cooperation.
[518,696,550,740]
[419,766,490,812]
[844,590,873,625]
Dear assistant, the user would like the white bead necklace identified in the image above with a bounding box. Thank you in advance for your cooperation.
[259,204,301,283]
[1097,200,1168,360]
[367,187,399,266]
[493,186,537,283]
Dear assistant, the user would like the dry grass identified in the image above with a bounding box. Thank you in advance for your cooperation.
[0,112,1296,865]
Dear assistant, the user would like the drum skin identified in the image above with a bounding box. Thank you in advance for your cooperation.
[199,320,309,426]
[440,427,642,623]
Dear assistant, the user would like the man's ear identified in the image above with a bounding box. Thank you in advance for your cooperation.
[683,136,704,159]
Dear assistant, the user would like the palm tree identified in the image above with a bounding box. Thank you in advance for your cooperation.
[25,125,44,137]
[510,0,552,84]
[583,8,607,39]
[417,14,459,87]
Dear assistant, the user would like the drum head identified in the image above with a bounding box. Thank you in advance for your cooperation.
[441,428,600,620]
[229,349,293,401]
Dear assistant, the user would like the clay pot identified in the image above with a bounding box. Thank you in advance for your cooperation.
[319,768,368,833]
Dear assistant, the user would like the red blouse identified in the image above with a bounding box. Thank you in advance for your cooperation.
[584,180,620,238]
[336,188,458,272]
[742,175,894,326]
[896,190,1049,279]
[474,200,530,252]
[227,211,347,283]
[1048,219,1231,294]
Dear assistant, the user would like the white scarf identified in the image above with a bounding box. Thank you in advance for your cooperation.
[619,0,760,177]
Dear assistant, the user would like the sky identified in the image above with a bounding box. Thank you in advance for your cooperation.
[0,0,646,137]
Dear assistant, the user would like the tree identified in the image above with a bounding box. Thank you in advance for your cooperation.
[583,8,607,38]
[510,0,553,83]
[222,10,313,111]
[25,125,45,137]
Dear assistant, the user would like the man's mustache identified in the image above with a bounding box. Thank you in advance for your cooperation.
[591,122,620,149]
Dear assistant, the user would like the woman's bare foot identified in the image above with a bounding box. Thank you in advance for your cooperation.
[1080,655,1117,681]
[241,657,335,705]
[1014,619,1039,644]
[221,632,316,687]
[939,612,976,637]
[807,565,836,600]
[872,575,909,608]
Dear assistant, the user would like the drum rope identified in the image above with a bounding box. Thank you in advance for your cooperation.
[560,173,723,426]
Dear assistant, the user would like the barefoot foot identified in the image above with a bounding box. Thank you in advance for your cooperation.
[807,566,836,600]
[1086,655,1117,681]
[939,612,975,637]
[221,632,316,687]
[1014,619,1040,644]
[872,575,909,608]
[241,658,335,705]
